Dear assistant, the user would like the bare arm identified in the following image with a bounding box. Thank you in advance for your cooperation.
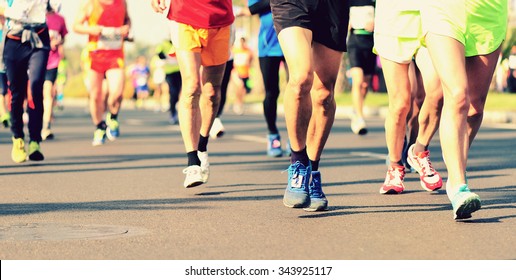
[120,0,131,38]
[73,0,101,36]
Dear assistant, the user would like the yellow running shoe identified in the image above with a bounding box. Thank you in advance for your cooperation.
[1,113,10,128]
[28,141,45,161]
[11,137,27,163]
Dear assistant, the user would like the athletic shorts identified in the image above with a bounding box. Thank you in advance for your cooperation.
[347,33,376,75]
[270,0,349,52]
[90,51,124,73]
[169,21,231,67]
[421,0,507,57]
[45,68,58,83]
[373,2,422,64]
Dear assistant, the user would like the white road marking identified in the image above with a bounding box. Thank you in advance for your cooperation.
[349,151,387,160]
[232,135,268,144]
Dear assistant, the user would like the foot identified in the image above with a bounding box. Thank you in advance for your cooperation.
[92,129,106,146]
[197,151,210,183]
[380,165,405,194]
[11,137,27,163]
[28,141,44,161]
[449,184,481,220]
[406,144,443,191]
[283,161,311,208]
[304,171,328,212]
[106,114,120,141]
[41,128,54,141]
[267,134,283,157]
[351,116,368,135]
[1,113,10,128]
[209,117,224,139]
[183,165,204,188]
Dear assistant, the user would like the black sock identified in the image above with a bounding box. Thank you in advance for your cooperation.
[198,135,209,152]
[110,113,118,120]
[290,147,309,166]
[187,151,201,166]
[97,121,107,130]
[310,159,320,171]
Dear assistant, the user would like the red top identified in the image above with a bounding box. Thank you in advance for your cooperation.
[167,0,234,29]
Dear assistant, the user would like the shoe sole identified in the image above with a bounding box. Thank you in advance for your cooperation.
[356,128,368,135]
[303,201,328,212]
[379,188,403,195]
[185,180,204,188]
[12,157,27,163]
[283,200,310,208]
[29,152,44,161]
[454,195,481,220]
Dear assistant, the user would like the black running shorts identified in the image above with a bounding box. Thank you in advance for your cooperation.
[347,33,376,75]
[270,0,350,52]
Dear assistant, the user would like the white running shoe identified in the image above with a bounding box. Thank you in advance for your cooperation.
[198,151,210,183]
[351,116,368,135]
[209,117,225,139]
[183,165,204,188]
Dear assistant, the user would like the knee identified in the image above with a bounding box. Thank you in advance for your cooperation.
[445,88,469,113]
[312,85,335,110]
[389,95,411,119]
[288,72,313,98]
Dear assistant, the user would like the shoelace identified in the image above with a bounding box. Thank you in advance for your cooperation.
[309,177,324,197]
[418,151,436,176]
[183,166,199,174]
[388,167,404,186]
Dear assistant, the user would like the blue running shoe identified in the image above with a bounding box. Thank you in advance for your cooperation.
[450,184,481,220]
[106,114,120,141]
[304,171,328,212]
[283,161,311,208]
[267,133,283,157]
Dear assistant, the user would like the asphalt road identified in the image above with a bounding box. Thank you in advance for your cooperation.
[0,101,515,260]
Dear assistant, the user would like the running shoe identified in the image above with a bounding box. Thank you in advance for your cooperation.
[209,117,224,139]
[183,165,204,188]
[106,114,120,140]
[11,137,27,163]
[449,184,481,220]
[1,113,10,128]
[406,144,443,191]
[198,151,210,183]
[267,133,283,157]
[92,129,106,146]
[41,128,54,141]
[304,171,328,212]
[351,116,368,135]
[283,161,311,208]
[28,141,44,161]
[380,165,406,194]
[170,113,179,125]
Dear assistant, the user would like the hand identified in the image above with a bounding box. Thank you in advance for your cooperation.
[120,25,130,38]
[151,0,167,13]
[50,39,60,51]
[90,25,102,36]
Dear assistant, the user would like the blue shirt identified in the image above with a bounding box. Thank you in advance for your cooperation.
[248,0,283,57]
